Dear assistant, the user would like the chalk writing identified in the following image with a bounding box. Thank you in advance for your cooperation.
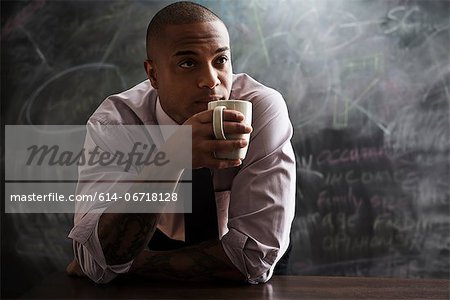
[317,189,363,213]
[382,5,438,48]
[322,233,393,258]
[316,146,386,166]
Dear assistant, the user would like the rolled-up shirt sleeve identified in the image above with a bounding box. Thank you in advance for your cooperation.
[68,120,143,283]
[220,91,296,283]
[69,116,166,283]
[72,215,133,283]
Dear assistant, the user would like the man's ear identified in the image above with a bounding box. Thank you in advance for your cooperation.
[144,59,158,89]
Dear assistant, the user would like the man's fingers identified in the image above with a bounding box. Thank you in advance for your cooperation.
[204,121,252,138]
[203,139,248,152]
[192,139,247,167]
[222,110,246,122]
[192,118,252,138]
[193,109,245,124]
[222,122,252,135]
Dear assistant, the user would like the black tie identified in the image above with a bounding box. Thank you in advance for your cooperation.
[184,168,219,245]
[147,168,218,250]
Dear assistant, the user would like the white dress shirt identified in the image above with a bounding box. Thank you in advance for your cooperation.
[68,73,296,284]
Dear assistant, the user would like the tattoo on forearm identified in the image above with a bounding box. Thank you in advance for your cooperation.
[99,214,159,265]
[131,240,243,281]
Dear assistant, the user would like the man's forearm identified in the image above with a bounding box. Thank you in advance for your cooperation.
[129,239,245,282]
[98,213,160,265]
[97,153,182,265]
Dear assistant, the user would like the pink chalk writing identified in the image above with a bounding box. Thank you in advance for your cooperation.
[316,146,386,166]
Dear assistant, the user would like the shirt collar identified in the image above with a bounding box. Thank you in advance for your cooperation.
[156,97,179,141]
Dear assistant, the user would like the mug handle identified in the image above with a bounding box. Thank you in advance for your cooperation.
[212,105,227,140]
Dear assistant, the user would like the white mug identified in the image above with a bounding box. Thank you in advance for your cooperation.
[208,100,252,160]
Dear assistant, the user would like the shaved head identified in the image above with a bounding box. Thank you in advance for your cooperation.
[146,1,225,59]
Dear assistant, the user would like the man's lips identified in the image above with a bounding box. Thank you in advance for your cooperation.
[195,96,225,103]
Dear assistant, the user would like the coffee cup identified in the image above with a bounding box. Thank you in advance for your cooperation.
[207,100,252,160]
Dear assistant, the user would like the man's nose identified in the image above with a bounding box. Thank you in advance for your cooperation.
[198,66,220,89]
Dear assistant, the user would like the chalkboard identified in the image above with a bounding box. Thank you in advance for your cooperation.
[2,0,449,297]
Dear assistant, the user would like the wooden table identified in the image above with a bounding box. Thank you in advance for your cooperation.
[23,273,449,299]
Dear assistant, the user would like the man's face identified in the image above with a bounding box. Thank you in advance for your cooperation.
[145,21,232,124]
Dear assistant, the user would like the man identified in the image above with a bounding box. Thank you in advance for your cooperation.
[67,1,295,284]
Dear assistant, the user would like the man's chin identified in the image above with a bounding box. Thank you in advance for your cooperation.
[194,102,209,113]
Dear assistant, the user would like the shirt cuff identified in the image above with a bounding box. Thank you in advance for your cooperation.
[72,216,134,283]
[221,227,278,284]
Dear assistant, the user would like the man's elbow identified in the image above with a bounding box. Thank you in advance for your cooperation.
[220,236,278,284]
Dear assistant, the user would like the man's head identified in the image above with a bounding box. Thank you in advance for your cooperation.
[144,1,233,124]
[146,1,224,60]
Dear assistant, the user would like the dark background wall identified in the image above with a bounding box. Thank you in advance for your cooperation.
[1,0,449,298]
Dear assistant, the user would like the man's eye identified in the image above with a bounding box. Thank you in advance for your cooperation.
[179,60,195,68]
[216,56,228,64]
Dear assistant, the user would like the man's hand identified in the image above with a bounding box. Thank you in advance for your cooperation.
[184,109,252,169]
[66,259,86,277]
